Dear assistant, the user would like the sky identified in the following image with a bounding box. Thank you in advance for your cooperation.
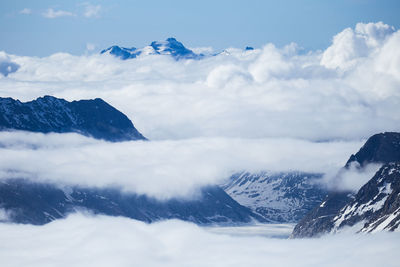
[1,0,400,56]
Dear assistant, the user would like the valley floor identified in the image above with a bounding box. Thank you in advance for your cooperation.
[0,213,399,267]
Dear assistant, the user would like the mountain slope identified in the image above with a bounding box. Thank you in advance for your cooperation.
[222,171,327,222]
[101,38,203,61]
[291,132,400,238]
[0,179,266,225]
[0,96,146,141]
[332,162,400,233]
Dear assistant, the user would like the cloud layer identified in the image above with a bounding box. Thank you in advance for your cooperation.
[0,22,399,141]
[0,132,361,199]
[0,213,398,267]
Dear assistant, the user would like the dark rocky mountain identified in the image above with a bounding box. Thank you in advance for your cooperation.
[0,96,146,141]
[0,179,266,225]
[345,132,400,168]
[222,171,327,222]
[291,132,400,238]
[101,38,203,61]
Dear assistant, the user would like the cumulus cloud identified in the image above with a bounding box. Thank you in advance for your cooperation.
[321,22,395,70]
[0,132,361,199]
[1,22,398,141]
[42,8,75,19]
[0,213,398,267]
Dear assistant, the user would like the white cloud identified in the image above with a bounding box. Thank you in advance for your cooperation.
[2,22,398,141]
[43,8,75,19]
[249,43,293,82]
[0,213,398,267]
[19,8,31,15]
[321,162,382,192]
[0,208,12,222]
[190,46,214,55]
[0,132,361,199]
[321,22,395,70]
[83,3,101,18]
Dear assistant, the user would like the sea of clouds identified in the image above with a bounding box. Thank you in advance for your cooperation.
[0,21,399,266]
[0,22,399,141]
[0,213,398,267]
[0,22,399,197]
[0,131,362,199]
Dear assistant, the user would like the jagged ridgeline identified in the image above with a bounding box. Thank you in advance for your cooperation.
[101,37,204,60]
[0,95,146,141]
[291,132,400,238]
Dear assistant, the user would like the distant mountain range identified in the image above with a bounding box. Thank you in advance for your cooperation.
[222,171,327,222]
[0,179,265,225]
[101,37,255,61]
[0,96,146,142]
[101,38,204,61]
[291,132,400,237]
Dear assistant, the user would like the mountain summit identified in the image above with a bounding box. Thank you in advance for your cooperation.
[101,38,203,61]
[0,96,146,141]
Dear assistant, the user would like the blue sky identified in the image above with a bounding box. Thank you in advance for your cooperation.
[1,0,399,56]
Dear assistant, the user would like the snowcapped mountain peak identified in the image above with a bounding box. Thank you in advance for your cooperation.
[101,38,203,60]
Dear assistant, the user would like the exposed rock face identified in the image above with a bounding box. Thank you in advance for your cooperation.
[0,179,266,225]
[0,96,146,141]
[222,171,327,222]
[345,132,400,168]
[291,132,400,238]
[332,162,400,233]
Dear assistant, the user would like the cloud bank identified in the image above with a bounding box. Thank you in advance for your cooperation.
[321,162,383,192]
[0,132,361,199]
[0,22,398,141]
[0,213,398,267]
